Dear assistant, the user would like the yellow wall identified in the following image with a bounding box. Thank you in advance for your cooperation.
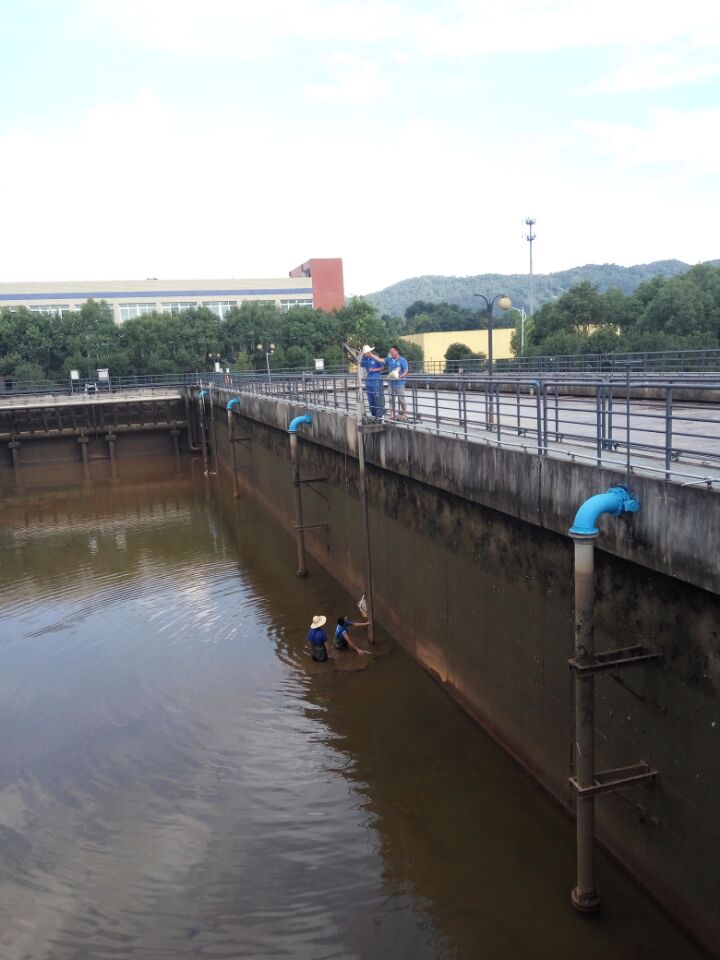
[402,328,515,364]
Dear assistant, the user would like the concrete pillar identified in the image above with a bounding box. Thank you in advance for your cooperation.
[8,440,21,489]
[105,433,118,482]
[78,434,91,484]
[170,427,182,473]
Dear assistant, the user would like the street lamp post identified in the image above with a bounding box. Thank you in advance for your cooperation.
[473,293,512,429]
[473,293,512,377]
[256,342,276,384]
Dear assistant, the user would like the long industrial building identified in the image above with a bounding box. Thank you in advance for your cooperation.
[0,257,344,323]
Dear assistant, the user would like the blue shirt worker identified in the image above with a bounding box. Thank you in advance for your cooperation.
[334,616,371,655]
[360,344,385,420]
[307,615,332,662]
[386,345,409,419]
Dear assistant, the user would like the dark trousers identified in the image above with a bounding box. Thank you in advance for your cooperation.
[364,380,383,418]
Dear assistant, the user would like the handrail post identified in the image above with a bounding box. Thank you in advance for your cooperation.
[664,386,673,480]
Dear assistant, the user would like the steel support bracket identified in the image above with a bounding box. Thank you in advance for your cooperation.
[569,762,657,798]
[293,476,327,485]
[569,645,659,675]
[293,522,329,531]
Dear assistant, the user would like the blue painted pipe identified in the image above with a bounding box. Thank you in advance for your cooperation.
[198,389,208,398]
[288,414,312,434]
[227,397,240,410]
[569,485,639,537]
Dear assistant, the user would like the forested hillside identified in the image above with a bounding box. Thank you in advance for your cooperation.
[367,259,720,317]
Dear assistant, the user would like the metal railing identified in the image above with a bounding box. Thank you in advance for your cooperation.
[0,373,198,398]
[205,370,720,488]
[417,349,720,376]
[7,367,720,487]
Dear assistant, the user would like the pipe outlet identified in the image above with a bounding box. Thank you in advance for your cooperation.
[198,389,208,398]
[569,485,639,538]
[227,398,240,410]
[288,414,312,434]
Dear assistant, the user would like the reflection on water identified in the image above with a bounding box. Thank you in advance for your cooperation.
[0,470,705,959]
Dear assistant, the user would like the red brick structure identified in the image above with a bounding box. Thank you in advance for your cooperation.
[289,258,344,311]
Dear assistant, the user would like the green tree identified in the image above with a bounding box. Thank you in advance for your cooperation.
[444,342,486,363]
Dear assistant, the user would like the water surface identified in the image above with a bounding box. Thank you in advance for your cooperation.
[0,472,706,959]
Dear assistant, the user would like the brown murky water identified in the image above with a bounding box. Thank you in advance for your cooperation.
[0,465,707,959]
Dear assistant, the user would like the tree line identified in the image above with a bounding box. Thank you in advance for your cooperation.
[0,297,423,382]
[516,264,720,356]
[4,262,718,381]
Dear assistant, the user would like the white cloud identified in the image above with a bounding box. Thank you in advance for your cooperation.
[590,50,720,93]
[85,0,720,58]
[83,0,408,55]
[0,91,717,296]
[579,107,720,176]
[304,54,386,103]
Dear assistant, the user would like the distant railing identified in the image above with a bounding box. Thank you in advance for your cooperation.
[203,370,720,488]
[0,373,198,398]
[418,348,720,376]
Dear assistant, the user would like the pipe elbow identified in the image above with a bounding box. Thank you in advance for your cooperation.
[197,389,208,399]
[288,414,312,434]
[226,398,240,410]
[569,485,639,537]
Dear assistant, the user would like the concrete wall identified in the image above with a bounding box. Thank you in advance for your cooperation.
[206,389,720,957]
[403,328,515,363]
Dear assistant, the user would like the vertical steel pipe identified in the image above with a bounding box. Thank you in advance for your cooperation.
[357,422,375,644]
[568,485,638,914]
[208,390,220,476]
[288,415,313,578]
[197,397,209,469]
[289,432,308,577]
[664,387,673,481]
[570,536,601,914]
[228,410,240,497]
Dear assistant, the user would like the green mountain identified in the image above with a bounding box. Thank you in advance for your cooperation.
[365,259,720,317]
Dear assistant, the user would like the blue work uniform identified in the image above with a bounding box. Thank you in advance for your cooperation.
[360,355,384,418]
[386,355,409,383]
[334,618,355,650]
[307,627,329,661]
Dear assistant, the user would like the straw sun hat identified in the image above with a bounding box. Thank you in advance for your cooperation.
[310,615,327,629]
[361,345,375,355]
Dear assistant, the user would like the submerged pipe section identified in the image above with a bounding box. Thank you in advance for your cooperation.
[227,398,241,497]
[288,415,313,576]
[569,485,639,914]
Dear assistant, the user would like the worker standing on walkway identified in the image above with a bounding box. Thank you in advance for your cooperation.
[334,617,372,656]
[360,345,385,420]
[386,345,409,420]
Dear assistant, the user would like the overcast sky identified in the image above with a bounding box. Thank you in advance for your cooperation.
[0,0,718,294]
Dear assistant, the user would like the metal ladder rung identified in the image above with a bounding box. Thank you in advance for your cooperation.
[570,762,657,798]
[569,645,659,675]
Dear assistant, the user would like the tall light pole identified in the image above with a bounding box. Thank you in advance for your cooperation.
[525,217,536,318]
[473,293,512,377]
[517,307,527,357]
[256,341,275,383]
[473,293,512,430]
